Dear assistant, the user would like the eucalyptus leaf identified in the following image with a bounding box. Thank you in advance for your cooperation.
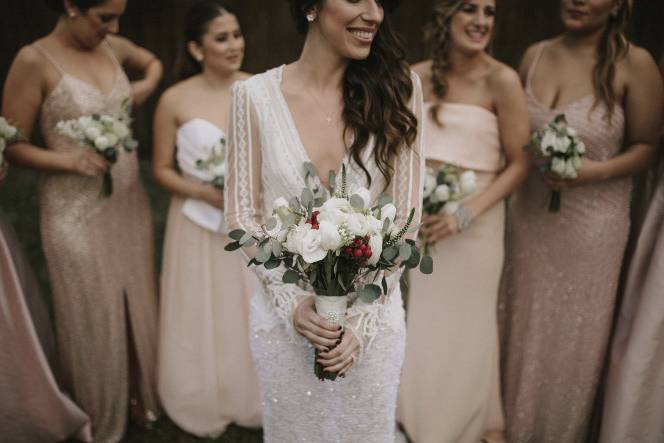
[375,194,392,208]
[382,245,399,261]
[382,218,391,234]
[303,161,318,178]
[229,229,246,241]
[255,246,272,263]
[301,188,314,206]
[239,232,253,245]
[350,194,365,209]
[283,213,296,227]
[243,237,257,247]
[420,255,434,274]
[264,259,281,270]
[359,284,382,303]
[289,197,301,212]
[266,217,278,231]
[271,239,283,257]
[282,269,300,284]
[328,171,336,191]
[224,241,242,252]
[399,243,412,261]
[404,248,420,269]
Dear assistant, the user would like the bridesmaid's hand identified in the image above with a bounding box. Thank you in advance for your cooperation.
[293,297,343,352]
[542,158,605,190]
[196,184,224,209]
[67,150,110,177]
[317,329,360,376]
[420,213,459,244]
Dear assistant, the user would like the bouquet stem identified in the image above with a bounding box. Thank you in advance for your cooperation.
[100,171,113,198]
[548,190,561,213]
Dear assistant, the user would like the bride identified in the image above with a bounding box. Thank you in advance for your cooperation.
[224,0,423,441]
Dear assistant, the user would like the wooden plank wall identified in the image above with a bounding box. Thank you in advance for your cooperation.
[1,0,662,152]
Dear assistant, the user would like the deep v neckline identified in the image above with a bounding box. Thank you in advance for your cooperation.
[273,65,349,185]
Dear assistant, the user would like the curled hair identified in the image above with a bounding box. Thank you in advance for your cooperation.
[426,0,465,125]
[44,0,108,13]
[593,0,633,119]
[179,0,239,79]
[288,0,417,188]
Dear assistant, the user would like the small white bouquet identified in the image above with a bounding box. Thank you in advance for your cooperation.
[55,101,138,197]
[227,163,433,380]
[0,117,22,169]
[195,137,226,190]
[526,113,586,212]
[422,163,477,253]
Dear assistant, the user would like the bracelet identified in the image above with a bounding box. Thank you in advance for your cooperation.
[454,204,472,232]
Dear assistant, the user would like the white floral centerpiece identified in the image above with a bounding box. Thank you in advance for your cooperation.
[526,113,586,212]
[421,163,477,254]
[227,163,433,380]
[55,101,138,197]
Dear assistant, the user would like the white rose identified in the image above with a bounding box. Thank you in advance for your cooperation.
[300,226,326,263]
[564,159,578,178]
[553,135,571,154]
[351,187,371,208]
[571,155,582,170]
[94,136,111,150]
[105,133,119,148]
[212,162,226,178]
[100,115,114,124]
[423,172,437,198]
[318,220,343,251]
[443,201,459,215]
[84,126,102,141]
[460,171,477,195]
[540,131,557,154]
[318,197,352,225]
[367,234,383,266]
[380,203,397,223]
[0,122,17,139]
[345,212,368,237]
[77,116,93,128]
[273,197,289,209]
[112,121,130,139]
[566,127,577,137]
[576,140,586,155]
[551,157,567,176]
[434,184,450,202]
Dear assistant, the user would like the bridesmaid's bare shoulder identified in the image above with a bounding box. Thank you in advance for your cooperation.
[235,71,252,81]
[411,59,433,98]
[518,38,556,83]
[486,58,526,109]
[4,43,50,95]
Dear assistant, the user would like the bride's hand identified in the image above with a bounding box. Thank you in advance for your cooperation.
[317,329,361,376]
[293,297,343,351]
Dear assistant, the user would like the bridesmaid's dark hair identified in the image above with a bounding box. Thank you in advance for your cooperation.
[591,0,633,119]
[44,0,108,13]
[179,0,240,79]
[289,0,417,188]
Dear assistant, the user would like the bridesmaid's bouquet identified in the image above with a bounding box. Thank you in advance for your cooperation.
[227,163,433,381]
[55,101,138,197]
[422,163,477,254]
[0,117,22,169]
[526,113,586,212]
[195,137,226,190]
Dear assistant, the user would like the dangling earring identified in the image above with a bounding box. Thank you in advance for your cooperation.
[68,11,78,18]
[306,13,316,22]
[196,54,204,63]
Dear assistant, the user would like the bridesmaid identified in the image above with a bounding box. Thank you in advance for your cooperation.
[500,0,663,441]
[0,161,91,442]
[599,57,664,443]
[2,0,163,441]
[152,0,261,437]
[398,1,530,442]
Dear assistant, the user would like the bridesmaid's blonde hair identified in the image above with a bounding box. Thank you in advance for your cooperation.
[593,0,633,119]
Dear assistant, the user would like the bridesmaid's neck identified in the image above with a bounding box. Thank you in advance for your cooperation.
[561,24,607,53]
[447,47,489,76]
[200,67,238,91]
[52,18,94,51]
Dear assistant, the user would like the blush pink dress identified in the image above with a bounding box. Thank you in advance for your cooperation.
[398,102,506,443]
[500,42,629,443]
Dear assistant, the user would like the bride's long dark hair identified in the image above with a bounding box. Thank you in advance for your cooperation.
[289,0,418,188]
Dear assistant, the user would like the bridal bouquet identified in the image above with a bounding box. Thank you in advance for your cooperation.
[227,163,433,380]
[55,101,138,197]
[195,137,226,190]
[0,117,22,168]
[421,163,477,254]
[526,113,586,212]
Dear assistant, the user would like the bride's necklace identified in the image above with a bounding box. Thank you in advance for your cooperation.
[304,87,339,125]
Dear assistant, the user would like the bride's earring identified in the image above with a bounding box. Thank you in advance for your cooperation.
[306,13,316,22]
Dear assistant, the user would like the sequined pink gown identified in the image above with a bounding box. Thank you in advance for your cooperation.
[34,43,159,442]
[500,42,629,443]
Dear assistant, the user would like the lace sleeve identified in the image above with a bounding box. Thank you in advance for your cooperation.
[225,80,311,341]
[345,71,425,354]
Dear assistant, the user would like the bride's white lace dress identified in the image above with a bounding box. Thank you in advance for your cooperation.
[224,65,424,443]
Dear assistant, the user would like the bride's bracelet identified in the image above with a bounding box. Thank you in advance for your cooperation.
[454,204,472,232]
